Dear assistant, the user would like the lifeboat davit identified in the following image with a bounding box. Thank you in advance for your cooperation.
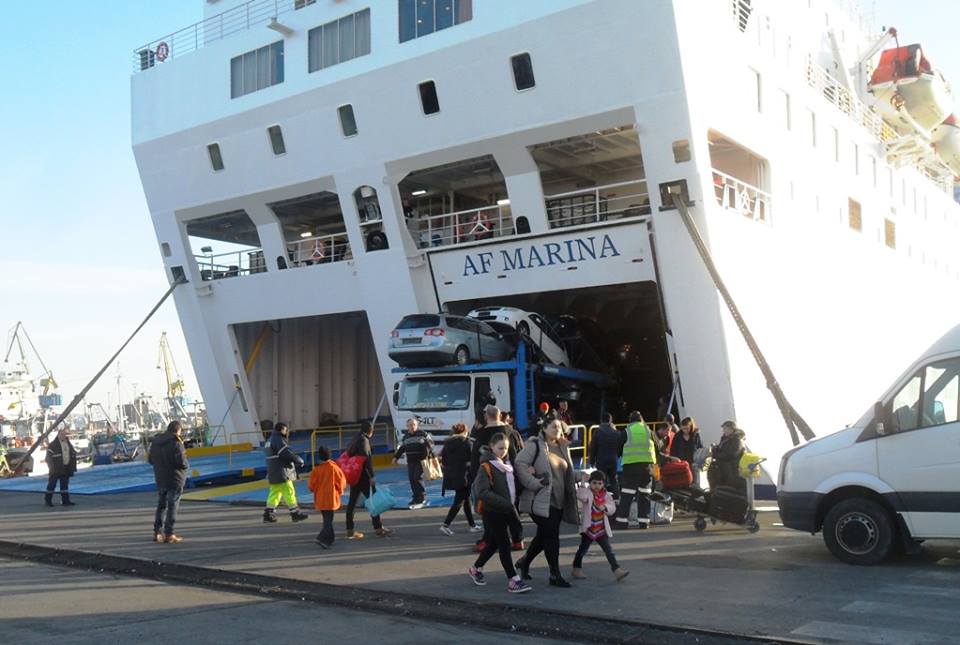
[932,114,960,177]
[868,44,954,136]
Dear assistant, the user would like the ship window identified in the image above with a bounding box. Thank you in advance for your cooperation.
[419,80,440,115]
[848,198,862,232]
[161,243,172,257]
[884,218,896,249]
[399,0,472,43]
[294,0,316,8]
[852,143,859,175]
[672,139,691,163]
[831,127,839,162]
[207,143,225,171]
[338,104,358,137]
[268,125,286,155]
[308,8,371,73]
[870,155,877,187]
[808,109,816,147]
[748,68,761,112]
[230,41,284,99]
[511,53,535,91]
[779,90,791,130]
[888,168,893,197]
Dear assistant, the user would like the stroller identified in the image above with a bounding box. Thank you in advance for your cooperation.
[665,450,765,534]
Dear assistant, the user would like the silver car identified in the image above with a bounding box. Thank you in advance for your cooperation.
[389,314,514,367]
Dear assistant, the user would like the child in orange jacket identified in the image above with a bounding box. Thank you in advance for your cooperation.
[308,445,347,549]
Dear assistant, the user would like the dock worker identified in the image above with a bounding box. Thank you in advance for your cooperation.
[393,417,434,510]
[44,427,78,508]
[614,411,657,530]
[262,422,309,524]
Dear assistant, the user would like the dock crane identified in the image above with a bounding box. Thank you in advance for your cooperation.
[157,332,187,422]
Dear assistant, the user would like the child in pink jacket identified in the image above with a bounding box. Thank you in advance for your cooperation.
[572,470,629,581]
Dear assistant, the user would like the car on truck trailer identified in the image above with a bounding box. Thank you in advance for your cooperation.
[778,323,960,564]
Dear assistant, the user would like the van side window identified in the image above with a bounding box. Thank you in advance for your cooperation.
[886,357,960,433]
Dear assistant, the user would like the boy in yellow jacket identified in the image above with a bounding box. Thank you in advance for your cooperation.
[308,445,347,549]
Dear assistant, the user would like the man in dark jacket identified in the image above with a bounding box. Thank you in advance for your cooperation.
[394,417,434,509]
[148,421,190,542]
[344,420,393,539]
[711,420,746,492]
[44,427,77,507]
[589,413,623,499]
[263,422,308,523]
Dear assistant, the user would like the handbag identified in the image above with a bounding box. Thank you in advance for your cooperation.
[421,454,442,481]
[364,487,396,516]
[335,452,367,487]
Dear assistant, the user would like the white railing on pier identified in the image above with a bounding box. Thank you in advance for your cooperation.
[132,0,307,73]
[544,179,650,230]
[712,170,771,223]
[196,249,265,281]
[411,204,514,250]
[805,57,897,143]
[287,233,352,266]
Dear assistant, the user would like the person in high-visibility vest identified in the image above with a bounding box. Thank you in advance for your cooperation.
[614,411,657,529]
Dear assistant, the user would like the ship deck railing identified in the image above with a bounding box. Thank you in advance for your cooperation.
[196,248,266,281]
[805,56,898,144]
[132,0,309,73]
[286,232,352,267]
[543,179,650,230]
[712,170,772,223]
[411,203,514,251]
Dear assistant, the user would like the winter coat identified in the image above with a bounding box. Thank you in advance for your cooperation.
[148,431,189,490]
[264,431,304,484]
[346,432,375,481]
[576,486,616,537]
[45,438,78,477]
[671,430,702,465]
[588,423,623,467]
[308,460,347,511]
[514,436,579,524]
[394,430,434,462]
[441,433,472,493]
[472,448,519,517]
[713,429,745,487]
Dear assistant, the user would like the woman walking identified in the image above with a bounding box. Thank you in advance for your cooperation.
[513,419,579,588]
[440,423,482,535]
[467,433,532,594]
[671,417,703,487]
[344,421,393,539]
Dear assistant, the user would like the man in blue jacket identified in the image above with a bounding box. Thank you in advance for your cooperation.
[148,421,190,543]
[263,422,308,523]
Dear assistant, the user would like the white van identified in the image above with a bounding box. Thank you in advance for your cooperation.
[778,323,960,564]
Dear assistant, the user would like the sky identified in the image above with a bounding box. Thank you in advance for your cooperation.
[0,0,957,419]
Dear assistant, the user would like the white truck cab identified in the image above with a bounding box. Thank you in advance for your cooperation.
[393,371,512,441]
[778,323,960,564]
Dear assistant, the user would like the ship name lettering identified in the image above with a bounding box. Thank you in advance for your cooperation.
[462,234,621,276]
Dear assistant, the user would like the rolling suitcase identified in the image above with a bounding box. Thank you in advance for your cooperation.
[707,485,749,523]
[660,461,693,489]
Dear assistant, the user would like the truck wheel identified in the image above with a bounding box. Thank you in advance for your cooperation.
[822,497,895,565]
[454,345,470,365]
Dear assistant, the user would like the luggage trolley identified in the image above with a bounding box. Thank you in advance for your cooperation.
[668,452,765,534]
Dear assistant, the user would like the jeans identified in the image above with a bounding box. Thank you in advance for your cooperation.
[345,476,383,532]
[474,512,517,578]
[443,486,475,526]
[523,506,563,576]
[573,533,620,570]
[596,461,620,498]
[45,473,71,504]
[407,459,425,504]
[154,487,183,536]
[615,462,653,527]
[317,510,335,545]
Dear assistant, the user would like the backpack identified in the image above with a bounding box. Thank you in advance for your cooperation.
[473,462,494,514]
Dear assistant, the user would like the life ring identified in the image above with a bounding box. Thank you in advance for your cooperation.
[156,42,170,62]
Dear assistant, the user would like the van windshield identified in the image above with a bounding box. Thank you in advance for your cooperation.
[398,377,470,411]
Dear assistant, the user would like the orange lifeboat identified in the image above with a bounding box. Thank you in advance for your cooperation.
[868,44,954,136]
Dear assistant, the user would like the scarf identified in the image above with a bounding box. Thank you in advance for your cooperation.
[585,490,607,540]
[489,458,515,503]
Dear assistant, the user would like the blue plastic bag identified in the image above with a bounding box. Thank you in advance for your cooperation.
[364,488,396,516]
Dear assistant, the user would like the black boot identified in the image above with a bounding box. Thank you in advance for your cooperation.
[514,557,532,581]
[263,509,278,523]
[62,493,76,507]
[44,494,54,508]
[548,570,572,588]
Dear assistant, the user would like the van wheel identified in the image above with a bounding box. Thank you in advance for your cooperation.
[823,498,895,565]
[454,345,470,365]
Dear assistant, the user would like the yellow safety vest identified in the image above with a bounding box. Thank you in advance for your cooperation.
[622,422,656,465]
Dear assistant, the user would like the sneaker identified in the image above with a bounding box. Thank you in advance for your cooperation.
[154,533,164,543]
[469,524,484,533]
[508,578,532,594]
[163,534,183,544]
[511,541,525,552]
[440,524,455,536]
[408,502,425,510]
[347,530,365,539]
[468,566,486,586]
[290,511,309,523]
[376,527,394,537]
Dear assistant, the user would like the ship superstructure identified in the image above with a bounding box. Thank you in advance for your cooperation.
[131,0,960,479]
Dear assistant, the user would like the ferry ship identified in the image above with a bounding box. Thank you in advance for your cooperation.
[130,0,960,484]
